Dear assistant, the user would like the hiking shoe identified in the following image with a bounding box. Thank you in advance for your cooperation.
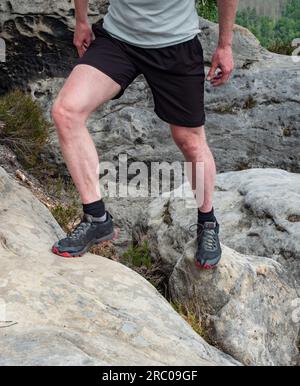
[52,212,116,258]
[195,221,222,270]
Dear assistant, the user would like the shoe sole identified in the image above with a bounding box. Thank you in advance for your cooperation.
[195,255,221,271]
[52,228,119,259]
[195,260,218,270]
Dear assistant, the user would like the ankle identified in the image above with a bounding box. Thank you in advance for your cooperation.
[198,207,216,224]
[83,199,106,219]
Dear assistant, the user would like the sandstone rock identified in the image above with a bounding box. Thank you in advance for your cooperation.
[0,167,238,366]
[133,169,300,287]
[214,168,300,289]
[169,242,300,366]
[0,1,109,94]
[133,168,300,365]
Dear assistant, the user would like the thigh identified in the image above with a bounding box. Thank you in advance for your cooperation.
[142,37,206,128]
[77,24,141,101]
[56,64,122,116]
[56,24,141,116]
[149,72,206,128]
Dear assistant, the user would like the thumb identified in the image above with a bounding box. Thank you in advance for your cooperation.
[207,61,218,81]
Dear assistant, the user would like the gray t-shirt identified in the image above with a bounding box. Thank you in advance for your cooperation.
[103,0,200,49]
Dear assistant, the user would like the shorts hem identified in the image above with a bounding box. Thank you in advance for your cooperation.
[75,62,126,99]
[154,109,206,128]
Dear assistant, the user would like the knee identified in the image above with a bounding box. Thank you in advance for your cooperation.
[172,126,208,157]
[51,98,83,139]
[173,134,206,158]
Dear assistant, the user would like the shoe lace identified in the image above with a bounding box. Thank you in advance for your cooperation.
[202,229,217,250]
[67,220,91,240]
[189,224,217,251]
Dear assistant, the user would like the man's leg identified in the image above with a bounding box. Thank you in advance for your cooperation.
[171,124,222,269]
[52,64,121,204]
[51,64,121,258]
[171,125,216,212]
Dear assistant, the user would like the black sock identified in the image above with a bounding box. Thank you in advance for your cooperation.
[83,199,106,219]
[198,208,216,224]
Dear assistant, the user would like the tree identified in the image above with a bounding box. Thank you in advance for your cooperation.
[196,0,218,22]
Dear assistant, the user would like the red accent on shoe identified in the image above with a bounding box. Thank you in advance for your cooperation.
[195,260,216,270]
[52,246,81,259]
[61,252,79,258]
[52,246,59,255]
[195,261,202,269]
[112,228,120,241]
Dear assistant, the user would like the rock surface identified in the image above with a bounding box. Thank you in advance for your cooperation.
[214,169,300,289]
[134,169,300,286]
[0,167,238,366]
[0,1,109,93]
[169,242,300,366]
[133,169,300,365]
[201,18,299,172]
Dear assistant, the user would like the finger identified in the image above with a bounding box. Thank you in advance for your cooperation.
[211,70,227,83]
[78,46,86,58]
[212,66,230,83]
[207,62,219,81]
[80,39,91,56]
[83,39,91,49]
[212,73,230,87]
[211,77,223,84]
[74,41,82,57]
[210,71,223,81]
[212,77,226,87]
[84,34,94,48]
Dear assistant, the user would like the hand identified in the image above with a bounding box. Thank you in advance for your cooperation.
[207,46,234,87]
[74,21,94,57]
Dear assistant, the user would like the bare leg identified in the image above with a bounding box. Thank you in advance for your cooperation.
[171,125,216,212]
[52,64,122,204]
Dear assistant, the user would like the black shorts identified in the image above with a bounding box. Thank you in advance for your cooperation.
[77,21,206,128]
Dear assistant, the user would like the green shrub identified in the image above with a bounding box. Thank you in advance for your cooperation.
[197,0,300,56]
[266,40,294,55]
[236,0,300,54]
[196,0,218,22]
[122,240,153,269]
[0,90,49,168]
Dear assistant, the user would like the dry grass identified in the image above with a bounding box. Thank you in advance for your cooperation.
[51,203,81,233]
[171,302,216,345]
